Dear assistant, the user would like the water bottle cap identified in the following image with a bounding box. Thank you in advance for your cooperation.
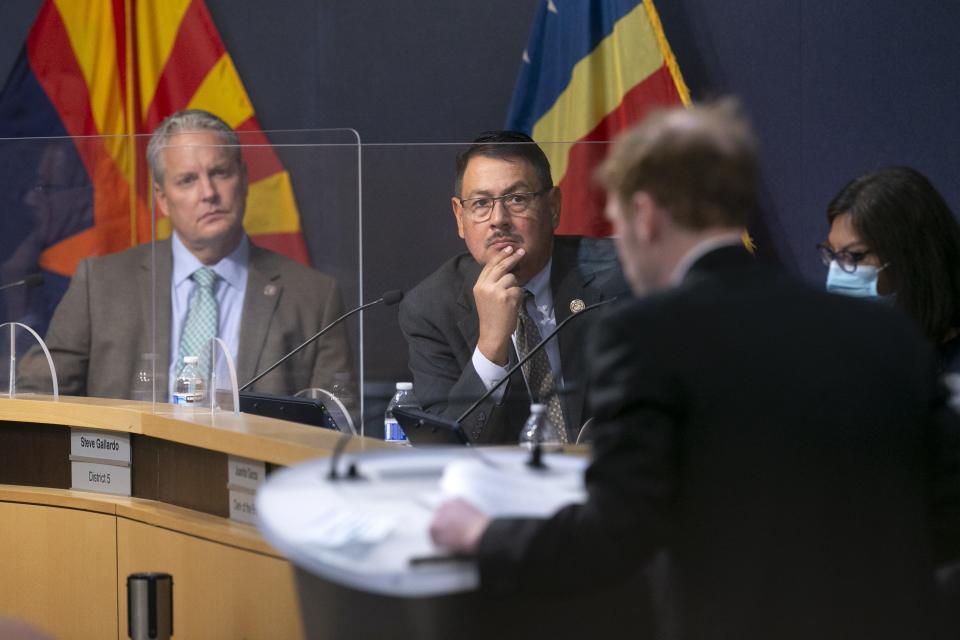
[183,356,199,364]
[529,403,545,413]
[395,382,413,391]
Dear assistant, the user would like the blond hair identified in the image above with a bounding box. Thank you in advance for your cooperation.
[596,98,758,230]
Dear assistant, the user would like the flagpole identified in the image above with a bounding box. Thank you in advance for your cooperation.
[124,0,138,246]
[643,0,691,106]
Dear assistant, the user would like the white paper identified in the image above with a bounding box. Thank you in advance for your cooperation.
[439,457,586,517]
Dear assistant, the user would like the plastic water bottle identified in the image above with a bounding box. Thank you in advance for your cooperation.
[519,403,562,451]
[172,356,206,405]
[384,382,418,444]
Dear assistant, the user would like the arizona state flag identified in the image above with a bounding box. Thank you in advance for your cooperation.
[0,0,309,336]
[507,0,690,237]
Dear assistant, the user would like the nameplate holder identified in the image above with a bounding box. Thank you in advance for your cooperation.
[69,455,129,467]
[227,456,266,492]
[228,488,258,525]
[70,429,131,464]
[71,460,132,496]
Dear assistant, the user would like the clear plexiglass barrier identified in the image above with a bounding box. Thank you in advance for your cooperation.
[0,132,618,442]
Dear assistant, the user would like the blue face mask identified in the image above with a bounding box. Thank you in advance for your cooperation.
[825,260,891,300]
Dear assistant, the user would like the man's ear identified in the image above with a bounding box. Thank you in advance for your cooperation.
[452,197,466,239]
[239,161,249,201]
[154,182,170,217]
[548,186,561,229]
[631,191,659,243]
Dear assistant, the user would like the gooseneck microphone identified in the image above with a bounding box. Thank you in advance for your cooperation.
[328,432,363,480]
[239,289,404,392]
[0,273,44,292]
[455,297,617,426]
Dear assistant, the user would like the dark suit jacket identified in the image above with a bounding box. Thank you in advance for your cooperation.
[398,236,626,444]
[20,238,352,399]
[478,246,960,639]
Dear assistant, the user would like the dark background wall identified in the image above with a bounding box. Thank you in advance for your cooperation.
[2,1,958,393]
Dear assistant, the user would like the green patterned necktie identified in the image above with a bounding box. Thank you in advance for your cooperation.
[515,290,568,443]
[177,267,219,377]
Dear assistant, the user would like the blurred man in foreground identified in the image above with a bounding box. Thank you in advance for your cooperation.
[430,100,960,639]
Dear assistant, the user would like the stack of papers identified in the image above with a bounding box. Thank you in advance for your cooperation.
[291,508,398,549]
[439,458,586,517]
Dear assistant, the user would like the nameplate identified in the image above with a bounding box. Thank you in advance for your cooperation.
[228,488,258,525]
[70,430,131,464]
[227,456,266,492]
[71,460,132,496]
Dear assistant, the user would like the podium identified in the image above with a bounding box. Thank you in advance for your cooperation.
[257,447,653,639]
[0,394,386,640]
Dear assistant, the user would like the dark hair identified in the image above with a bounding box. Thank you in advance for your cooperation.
[454,130,553,196]
[595,98,757,230]
[827,166,960,342]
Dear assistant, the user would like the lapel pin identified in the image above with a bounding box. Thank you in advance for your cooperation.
[570,298,586,313]
[263,284,278,296]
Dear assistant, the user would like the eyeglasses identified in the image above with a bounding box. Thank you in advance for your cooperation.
[817,243,875,273]
[457,189,549,223]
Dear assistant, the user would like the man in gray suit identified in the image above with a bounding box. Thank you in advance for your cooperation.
[398,131,624,444]
[21,109,351,400]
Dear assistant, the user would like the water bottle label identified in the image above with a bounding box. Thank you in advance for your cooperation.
[173,391,204,405]
[384,418,407,442]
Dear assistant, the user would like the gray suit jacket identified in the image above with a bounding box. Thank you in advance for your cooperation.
[21,238,352,400]
[398,236,626,444]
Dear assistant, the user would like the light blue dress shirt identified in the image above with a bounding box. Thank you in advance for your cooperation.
[168,233,249,398]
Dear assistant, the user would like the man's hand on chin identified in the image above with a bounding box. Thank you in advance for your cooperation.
[474,246,525,366]
[429,498,491,554]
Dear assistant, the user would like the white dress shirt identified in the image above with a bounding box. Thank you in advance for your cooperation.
[168,232,249,398]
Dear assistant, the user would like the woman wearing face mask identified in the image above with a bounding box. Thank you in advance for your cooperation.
[819,166,960,373]
[823,167,960,636]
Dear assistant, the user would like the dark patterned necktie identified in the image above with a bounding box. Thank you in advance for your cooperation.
[516,290,568,443]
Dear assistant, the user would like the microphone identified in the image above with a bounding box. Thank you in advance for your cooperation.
[455,297,617,426]
[327,432,364,480]
[239,289,404,392]
[0,273,44,292]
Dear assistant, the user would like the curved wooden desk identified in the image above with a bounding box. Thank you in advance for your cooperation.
[0,395,386,640]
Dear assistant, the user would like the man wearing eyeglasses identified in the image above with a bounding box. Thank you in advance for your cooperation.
[429,102,960,639]
[398,131,625,444]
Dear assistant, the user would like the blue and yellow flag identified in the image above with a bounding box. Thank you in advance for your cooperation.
[507,0,690,237]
